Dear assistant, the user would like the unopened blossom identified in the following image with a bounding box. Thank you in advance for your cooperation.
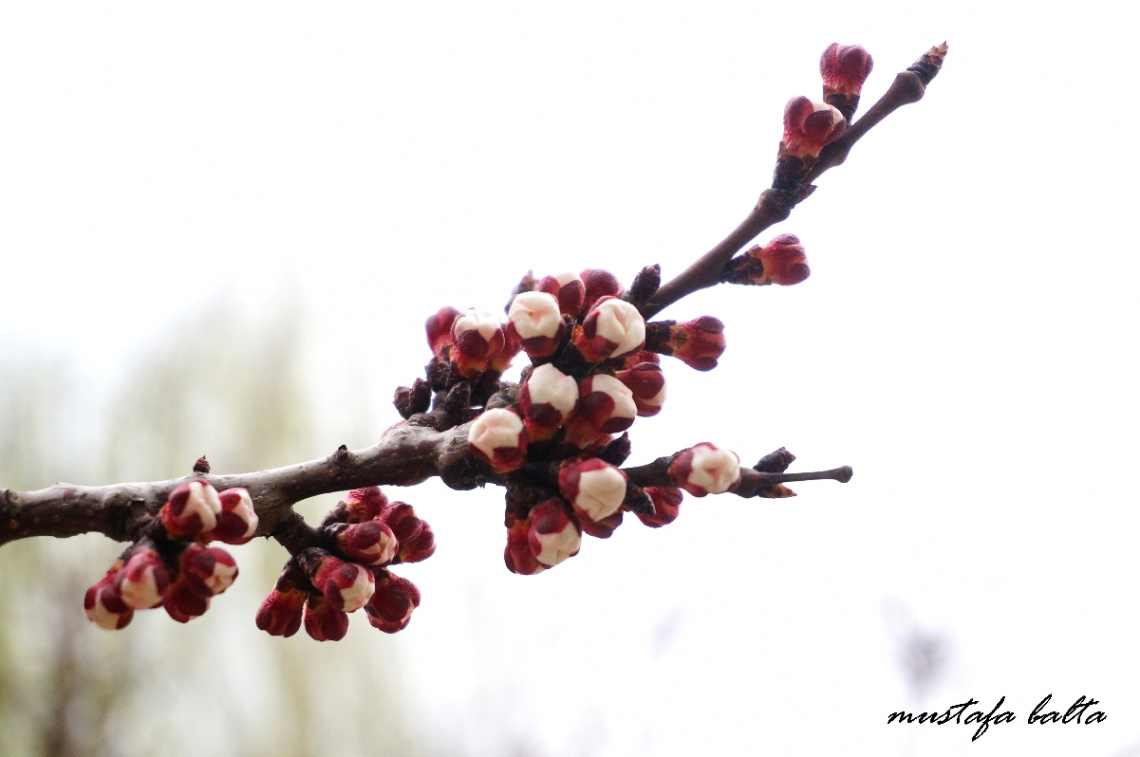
[669,442,741,497]
[820,43,874,98]
[84,564,134,630]
[572,296,646,363]
[467,407,529,473]
[580,268,623,315]
[450,309,508,378]
[118,546,172,610]
[200,487,258,544]
[366,572,422,634]
[644,316,726,371]
[636,486,684,528]
[255,563,308,637]
[518,363,579,442]
[504,517,546,576]
[425,306,461,359]
[782,97,846,161]
[614,362,667,417]
[527,499,581,568]
[164,578,211,623]
[340,487,389,524]
[380,501,436,564]
[304,551,375,613]
[537,271,586,317]
[333,520,400,566]
[160,479,221,540]
[727,235,809,287]
[179,543,239,596]
[559,458,628,524]
[304,593,349,642]
[507,291,567,358]
[564,374,638,447]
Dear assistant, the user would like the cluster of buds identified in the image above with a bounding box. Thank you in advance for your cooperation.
[84,480,256,630]
[256,487,433,641]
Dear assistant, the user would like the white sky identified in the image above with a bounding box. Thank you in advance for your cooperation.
[3,2,1139,755]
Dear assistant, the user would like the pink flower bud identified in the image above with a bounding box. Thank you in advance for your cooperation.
[380,501,437,564]
[304,593,349,641]
[426,306,461,359]
[179,543,239,596]
[451,309,507,378]
[164,578,211,623]
[160,479,221,539]
[528,499,581,568]
[644,317,726,371]
[572,296,646,363]
[518,363,579,442]
[334,520,399,566]
[200,487,258,544]
[564,374,638,447]
[303,551,375,613]
[635,486,684,528]
[580,269,623,315]
[468,407,529,473]
[84,565,134,630]
[504,517,546,575]
[728,235,809,287]
[507,291,567,358]
[537,272,586,317]
[366,572,422,634]
[255,563,307,637]
[669,443,741,497]
[118,546,172,610]
[614,362,667,417]
[342,487,389,523]
[820,43,873,97]
[782,97,846,161]
[559,458,628,524]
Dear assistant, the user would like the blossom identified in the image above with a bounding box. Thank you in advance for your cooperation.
[507,291,567,358]
[572,296,646,363]
[468,407,529,473]
[160,479,221,540]
[518,363,579,442]
[669,443,741,496]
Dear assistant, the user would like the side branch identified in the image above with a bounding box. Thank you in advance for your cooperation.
[0,422,477,548]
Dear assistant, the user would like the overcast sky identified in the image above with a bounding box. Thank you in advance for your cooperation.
[2,2,1138,755]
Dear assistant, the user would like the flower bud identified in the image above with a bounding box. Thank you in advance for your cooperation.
[200,487,258,544]
[537,272,586,318]
[528,499,581,568]
[84,565,134,630]
[160,479,221,540]
[564,374,638,447]
[614,362,667,417]
[379,501,436,564]
[255,563,307,637]
[782,97,846,161]
[559,458,628,525]
[635,486,684,528]
[518,363,579,442]
[118,546,172,610]
[342,487,389,523]
[468,407,529,473]
[366,572,422,634]
[504,517,546,576]
[726,235,809,287]
[820,43,874,120]
[669,443,741,497]
[572,296,646,363]
[507,291,567,359]
[304,593,349,642]
[426,306,461,359]
[164,578,211,623]
[303,551,375,613]
[179,543,239,596]
[644,316,726,371]
[333,519,399,566]
[450,309,507,378]
[580,269,623,315]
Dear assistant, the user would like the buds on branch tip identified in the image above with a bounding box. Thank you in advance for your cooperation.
[725,234,810,287]
[820,43,874,121]
[644,317,726,371]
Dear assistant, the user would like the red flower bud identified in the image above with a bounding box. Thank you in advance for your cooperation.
[84,564,134,630]
[504,516,546,575]
[118,546,172,610]
[160,479,221,540]
[669,443,741,497]
[729,235,809,287]
[537,272,586,318]
[380,501,436,564]
[572,296,646,363]
[366,571,422,634]
[179,543,239,596]
[635,486,684,528]
[528,499,581,568]
[342,487,389,523]
[468,407,529,473]
[254,563,307,637]
[200,487,258,544]
[820,43,873,98]
[164,577,211,623]
[303,550,375,613]
[614,362,667,417]
[644,316,726,371]
[782,97,846,161]
[518,363,579,442]
[563,374,638,447]
[334,520,400,566]
[304,593,350,642]
[451,309,507,378]
[559,458,628,527]
[507,291,567,359]
[580,269,623,315]
[426,306,461,359]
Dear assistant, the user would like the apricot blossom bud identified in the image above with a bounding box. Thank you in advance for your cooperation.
[426,306,461,359]
[559,458,628,524]
[179,543,239,596]
[518,363,579,442]
[528,499,581,568]
[450,309,507,378]
[160,479,221,539]
[334,520,399,566]
[820,43,873,98]
[537,272,586,317]
[255,563,307,637]
[669,443,741,497]
[341,487,389,523]
[366,572,422,634]
[727,235,810,287]
[200,487,258,544]
[380,501,436,564]
[636,486,684,528]
[507,291,567,358]
[644,317,726,371]
[303,551,375,613]
[504,517,546,575]
[304,593,349,642]
[572,296,646,363]
[614,362,667,417]
[782,97,846,161]
[119,546,172,610]
[564,374,637,447]
[468,407,529,473]
[84,565,134,630]
[164,578,211,623]
[580,269,623,315]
